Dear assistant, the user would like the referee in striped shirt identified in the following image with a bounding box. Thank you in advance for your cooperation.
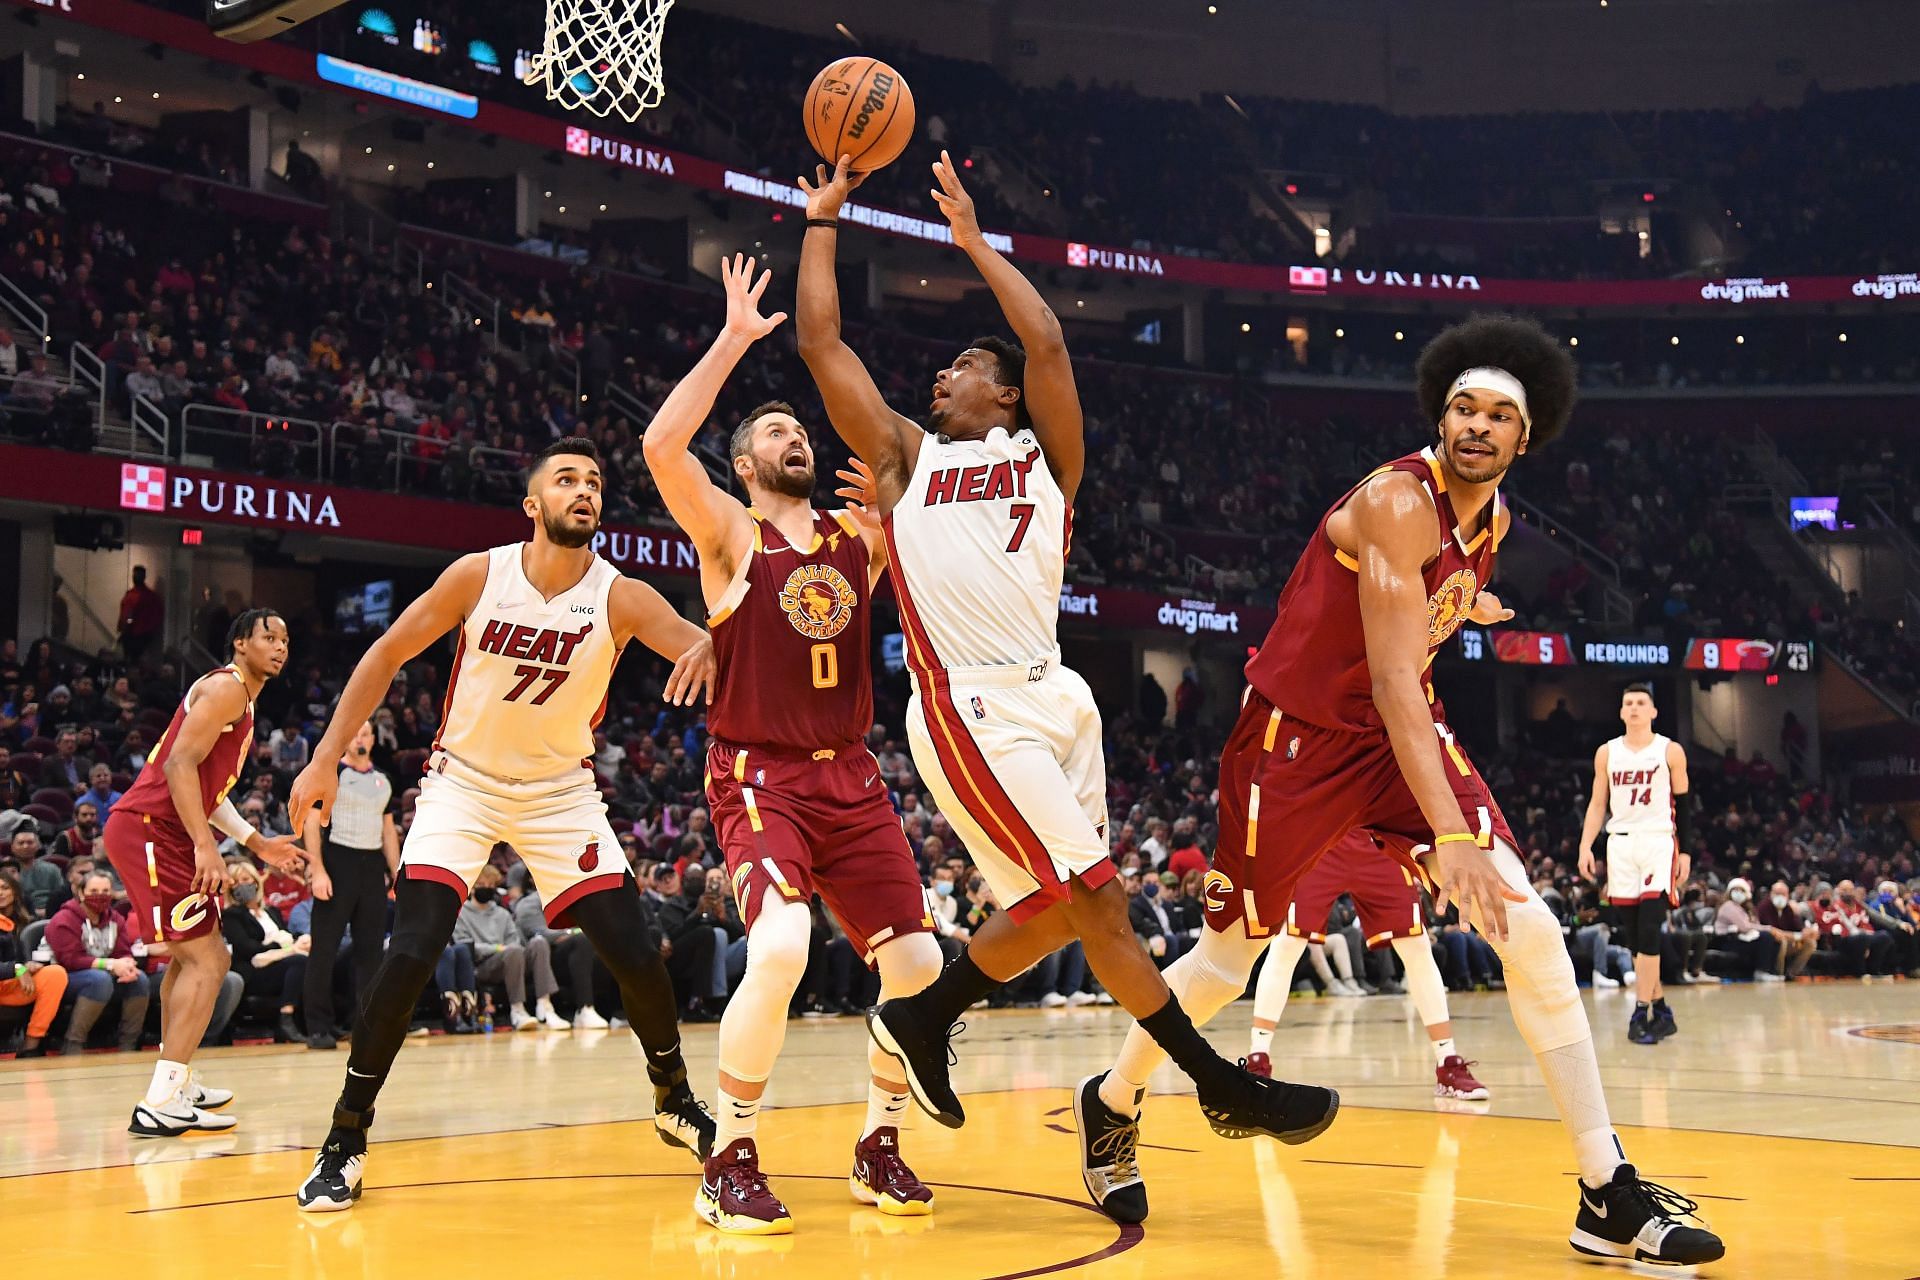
[300,719,398,1050]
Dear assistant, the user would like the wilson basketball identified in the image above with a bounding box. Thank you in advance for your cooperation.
[803,57,916,172]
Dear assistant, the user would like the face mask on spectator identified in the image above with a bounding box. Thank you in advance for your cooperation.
[1771,893,1789,909]
[1142,881,1160,898]
[1729,888,1748,903]
[934,880,953,897]
[233,883,259,905]
[471,886,496,904]
[84,892,113,915]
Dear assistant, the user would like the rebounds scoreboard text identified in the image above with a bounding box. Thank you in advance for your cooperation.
[1456,628,1813,674]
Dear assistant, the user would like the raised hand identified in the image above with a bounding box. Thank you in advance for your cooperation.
[929,149,982,251]
[834,457,882,537]
[797,154,867,223]
[1468,590,1514,625]
[289,757,339,832]
[721,253,786,342]
[665,632,716,707]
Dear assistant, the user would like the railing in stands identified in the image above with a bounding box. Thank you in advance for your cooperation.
[129,395,170,456]
[1502,490,1634,625]
[180,404,327,481]
[441,273,502,348]
[67,343,108,430]
[324,421,528,496]
[0,273,49,355]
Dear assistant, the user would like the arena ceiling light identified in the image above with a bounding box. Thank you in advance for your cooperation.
[207,0,352,43]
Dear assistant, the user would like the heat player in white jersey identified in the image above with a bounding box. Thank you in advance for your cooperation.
[798,153,1291,1151]
[289,438,719,1213]
[1578,682,1692,1045]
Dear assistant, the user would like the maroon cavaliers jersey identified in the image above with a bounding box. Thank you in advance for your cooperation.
[116,666,255,835]
[1246,448,1504,733]
[708,508,874,753]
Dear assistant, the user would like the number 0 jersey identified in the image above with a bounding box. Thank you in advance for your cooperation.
[885,426,1068,672]
[707,508,875,753]
[434,544,623,782]
[1604,733,1674,836]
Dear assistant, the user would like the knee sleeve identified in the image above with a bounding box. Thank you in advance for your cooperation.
[1165,921,1267,1026]
[1391,935,1451,1029]
[1475,839,1590,1054]
[718,893,814,1084]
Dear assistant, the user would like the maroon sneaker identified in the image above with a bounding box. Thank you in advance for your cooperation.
[849,1126,934,1217]
[1246,1052,1273,1079]
[1435,1055,1490,1101]
[694,1137,793,1235]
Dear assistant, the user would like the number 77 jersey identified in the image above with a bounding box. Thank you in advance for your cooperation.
[707,507,876,754]
[883,426,1068,671]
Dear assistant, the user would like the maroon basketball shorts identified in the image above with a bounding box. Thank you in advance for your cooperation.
[706,741,933,964]
[103,809,220,943]
[1205,687,1515,939]
[1284,829,1427,948]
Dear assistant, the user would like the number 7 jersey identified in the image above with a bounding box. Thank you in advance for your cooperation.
[884,426,1068,671]
[707,508,875,752]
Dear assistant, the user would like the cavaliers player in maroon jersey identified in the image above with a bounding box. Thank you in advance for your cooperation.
[101,608,305,1136]
[1078,317,1723,1266]
[643,255,944,1236]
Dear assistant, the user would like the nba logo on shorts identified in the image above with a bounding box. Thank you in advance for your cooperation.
[755,769,765,785]
[1287,736,1301,760]
[119,463,168,513]
[565,126,591,155]
[970,696,985,720]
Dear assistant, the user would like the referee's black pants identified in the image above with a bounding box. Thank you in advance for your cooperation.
[303,839,390,1033]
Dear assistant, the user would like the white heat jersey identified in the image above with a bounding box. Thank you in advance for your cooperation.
[1604,733,1674,836]
[886,426,1067,669]
[434,544,622,782]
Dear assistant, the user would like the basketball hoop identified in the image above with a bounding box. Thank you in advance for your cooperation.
[524,0,675,123]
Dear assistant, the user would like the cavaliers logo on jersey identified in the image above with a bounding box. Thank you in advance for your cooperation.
[1426,568,1478,648]
[778,564,858,640]
[1202,870,1234,913]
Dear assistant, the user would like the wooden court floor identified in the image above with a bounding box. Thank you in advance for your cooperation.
[5,981,1919,1278]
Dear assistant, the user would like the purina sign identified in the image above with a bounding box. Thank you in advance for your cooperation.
[120,463,343,528]
[1066,242,1166,276]
[563,126,678,176]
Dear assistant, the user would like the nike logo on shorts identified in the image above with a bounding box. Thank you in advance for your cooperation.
[864,774,877,788]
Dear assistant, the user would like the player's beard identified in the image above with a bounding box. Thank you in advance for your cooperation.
[753,454,816,500]
[1441,433,1515,485]
[541,501,599,549]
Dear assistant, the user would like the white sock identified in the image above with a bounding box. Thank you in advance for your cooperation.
[1250,1025,1274,1055]
[1097,1068,1147,1119]
[1536,1037,1624,1187]
[1431,1036,1457,1067]
[714,1085,762,1151]
[863,1080,909,1139]
[145,1059,189,1108]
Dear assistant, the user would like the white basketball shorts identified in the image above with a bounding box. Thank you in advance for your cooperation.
[1603,829,1679,906]
[905,657,1113,924]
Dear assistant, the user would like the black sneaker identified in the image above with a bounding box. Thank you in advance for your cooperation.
[654,1080,716,1161]
[1650,1002,1678,1041]
[1197,1060,1339,1143]
[1570,1163,1725,1266]
[307,1032,338,1051]
[294,1107,372,1212]
[867,1000,965,1129]
[1075,1073,1147,1224]
[1628,1007,1658,1046]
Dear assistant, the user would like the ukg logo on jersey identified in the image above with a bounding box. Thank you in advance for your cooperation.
[1699,277,1791,304]
[1852,273,1920,300]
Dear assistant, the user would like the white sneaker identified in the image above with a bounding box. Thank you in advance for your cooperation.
[1755,971,1786,984]
[1040,992,1069,1008]
[512,1007,541,1031]
[610,1015,630,1030]
[184,1071,233,1111]
[573,1006,610,1029]
[1593,972,1621,989]
[1678,971,1709,984]
[1094,992,1115,1005]
[129,1095,239,1138]
[1331,978,1366,998]
[1066,991,1098,1007]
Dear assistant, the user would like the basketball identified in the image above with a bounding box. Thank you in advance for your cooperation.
[803,57,915,172]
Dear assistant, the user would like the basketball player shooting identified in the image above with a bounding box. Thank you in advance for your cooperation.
[289,438,718,1212]
[100,608,306,1137]
[642,254,944,1235]
[1075,316,1723,1267]
[796,153,1335,1152]
[1579,682,1691,1046]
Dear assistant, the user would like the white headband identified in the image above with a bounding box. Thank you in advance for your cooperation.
[1447,366,1532,440]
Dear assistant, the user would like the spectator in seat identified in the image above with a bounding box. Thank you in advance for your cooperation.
[1124,866,1183,969]
[1814,882,1896,976]
[652,863,728,1022]
[39,727,91,792]
[1711,877,1776,980]
[46,871,150,1053]
[1164,820,1209,881]
[454,863,568,1031]
[220,859,311,1045]
[43,854,94,917]
[51,801,101,864]
[510,874,606,1029]
[1864,880,1920,977]
[80,762,122,820]
[1669,884,1715,984]
[0,869,67,1054]
[1756,880,1819,979]
[267,719,310,774]
[0,746,28,810]
[11,827,63,919]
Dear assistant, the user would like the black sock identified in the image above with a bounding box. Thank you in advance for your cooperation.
[1634,1001,1650,1014]
[1139,994,1234,1093]
[913,949,1000,1027]
[1652,998,1669,1013]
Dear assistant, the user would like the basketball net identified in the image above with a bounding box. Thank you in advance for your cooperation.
[524,0,674,123]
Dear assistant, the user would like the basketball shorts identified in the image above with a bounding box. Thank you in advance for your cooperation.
[705,741,932,965]
[1285,829,1427,949]
[1205,686,1515,939]
[102,809,220,944]
[1603,829,1680,907]
[399,750,627,927]
[906,657,1113,924]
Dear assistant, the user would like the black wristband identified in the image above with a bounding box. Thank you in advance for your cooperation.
[807,217,839,229]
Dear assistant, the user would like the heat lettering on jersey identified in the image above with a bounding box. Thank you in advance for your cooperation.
[1609,769,1658,786]
[923,452,1039,506]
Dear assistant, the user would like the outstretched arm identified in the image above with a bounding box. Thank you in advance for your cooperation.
[289,552,488,826]
[609,577,715,708]
[928,150,1084,503]
[796,156,923,508]
[641,253,775,570]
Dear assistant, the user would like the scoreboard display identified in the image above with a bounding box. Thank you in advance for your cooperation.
[1455,628,1811,674]
[1492,630,1576,666]
[1683,637,1814,673]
